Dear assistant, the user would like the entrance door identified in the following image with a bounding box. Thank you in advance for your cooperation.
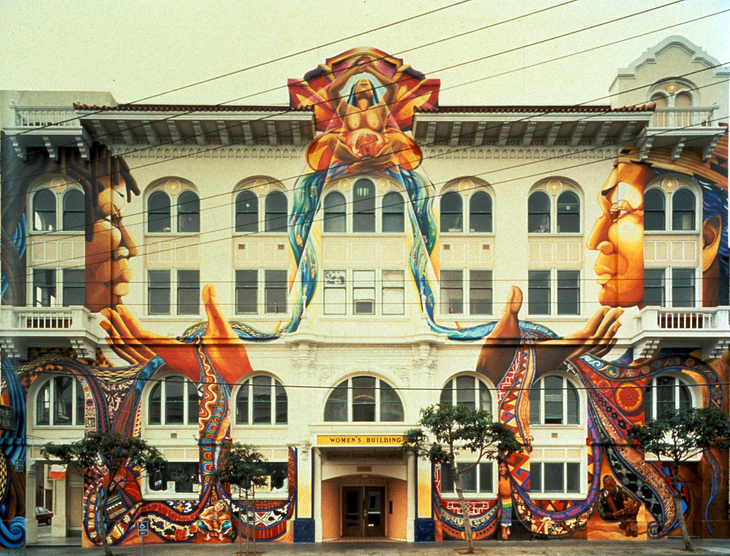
[342,486,385,537]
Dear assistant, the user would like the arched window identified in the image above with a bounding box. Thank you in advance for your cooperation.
[324,377,404,422]
[556,191,580,233]
[644,189,666,231]
[440,192,462,232]
[62,189,85,232]
[382,192,404,233]
[528,191,550,233]
[439,375,491,412]
[469,191,492,233]
[672,189,695,231]
[265,191,287,232]
[148,376,197,425]
[644,375,692,421]
[353,179,375,233]
[35,376,84,426]
[530,375,580,425]
[235,190,258,232]
[148,191,171,232]
[650,92,668,108]
[33,189,56,231]
[323,191,346,233]
[236,376,287,425]
[177,191,200,233]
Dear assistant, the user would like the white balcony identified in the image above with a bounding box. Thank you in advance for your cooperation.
[638,106,724,162]
[650,107,719,129]
[630,306,730,360]
[0,306,105,359]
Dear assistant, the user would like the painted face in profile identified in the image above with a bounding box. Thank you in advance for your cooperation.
[85,176,138,311]
[587,163,655,307]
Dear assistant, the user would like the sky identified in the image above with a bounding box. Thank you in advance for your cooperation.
[0,0,728,108]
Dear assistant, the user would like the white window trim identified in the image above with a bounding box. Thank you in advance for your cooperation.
[33,376,85,428]
[233,375,288,426]
[530,373,585,428]
[439,269,495,317]
[527,268,582,317]
[322,269,407,317]
[643,183,700,234]
[438,460,496,499]
[28,182,86,235]
[527,184,583,235]
[145,184,200,235]
[146,268,201,316]
[529,459,584,498]
[233,268,289,316]
[643,266,699,308]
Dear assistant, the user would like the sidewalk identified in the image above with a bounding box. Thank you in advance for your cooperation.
[24,538,730,556]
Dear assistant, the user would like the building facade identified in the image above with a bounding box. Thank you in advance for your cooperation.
[1,36,728,548]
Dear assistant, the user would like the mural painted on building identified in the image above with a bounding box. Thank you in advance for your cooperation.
[0,47,728,548]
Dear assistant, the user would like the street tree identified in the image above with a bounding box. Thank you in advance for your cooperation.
[210,442,268,556]
[628,407,730,552]
[41,431,166,556]
[401,403,522,554]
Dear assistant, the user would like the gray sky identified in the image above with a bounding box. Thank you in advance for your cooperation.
[0,0,728,107]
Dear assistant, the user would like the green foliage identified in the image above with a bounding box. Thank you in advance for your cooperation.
[41,431,166,479]
[401,403,522,465]
[210,442,268,491]
[628,407,730,465]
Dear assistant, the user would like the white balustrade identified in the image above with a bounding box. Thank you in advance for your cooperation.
[650,107,719,129]
[14,108,80,128]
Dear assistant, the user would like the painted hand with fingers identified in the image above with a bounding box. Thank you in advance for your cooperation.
[476,286,623,386]
[100,284,253,385]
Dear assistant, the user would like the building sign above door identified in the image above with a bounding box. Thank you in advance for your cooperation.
[317,435,404,446]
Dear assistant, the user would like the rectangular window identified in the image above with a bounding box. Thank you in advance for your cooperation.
[33,268,56,307]
[235,270,258,314]
[440,270,463,314]
[528,270,551,315]
[441,462,493,494]
[324,270,346,315]
[531,462,581,494]
[470,270,493,315]
[353,270,375,314]
[557,270,580,315]
[62,269,85,307]
[177,270,200,315]
[148,270,171,314]
[265,270,287,314]
[252,375,272,424]
[382,270,404,315]
[644,268,666,307]
[149,462,199,494]
[672,268,695,307]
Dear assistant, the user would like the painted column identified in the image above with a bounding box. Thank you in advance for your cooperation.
[313,447,322,542]
[25,462,37,544]
[406,452,415,542]
[292,443,315,542]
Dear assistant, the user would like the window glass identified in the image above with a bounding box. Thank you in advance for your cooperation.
[33,189,56,231]
[265,191,287,232]
[275,381,288,425]
[235,270,258,314]
[458,463,477,493]
[235,191,258,232]
[177,270,200,315]
[440,270,463,314]
[62,269,85,306]
[644,375,693,421]
[456,375,476,410]
[556,191,580,233]
[353,270,375,314]
[531,376,579,425]
[557,270,580,315]
[148,270,171,314]
[440,192,462,232]
[36,382,50,425]
[440,376,491,412]
[62,189,85,232]
[324,381,348,421]
[148,383,162,425]
[323,192,346,233]
[382,192,404,233]
[672,268,695,307]
[380,381,404,421]
[177,191,200,233]
[265,270,287,314]
[353,180,375,233]
[324,270,346,315]
[528,270,550,315]
[440,462,493,494]
[54,377,73,425]
[252,375,272,425]
[382,271,404,315]
[352,377,376,422]
[528,191,550,233]
[644,268,665,307]
[236,380,250,424]
[543,462,564,492]
[469,191,492,233]
[33,269,56,307]
[644,189,666,231]
[672,189,695,231]
[566,462,581,493]
[470,270,492,315]
[149,462,199,493]
[148,191,171,232]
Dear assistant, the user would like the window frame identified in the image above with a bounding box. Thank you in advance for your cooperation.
[235,190,259,233]
[381,191,405,233]
[643,267,697,307]
[530,374,581,426]
[146,375,198,426]
[235,375,288,426]
[264,191,288,233]
[323,191,347,233]
[528,187,582,234]
[35,376,85,427]
[644,374,693,422]
[324,376,404,423]
[439,375,492,413]
[440,191,463,233]
[530,461,582,495]
[176,190,200,233]
[468,191,493,233]
[440,461,494,495]
[352,179,376,233]
[62,188,85,232]
[32,188,57,232]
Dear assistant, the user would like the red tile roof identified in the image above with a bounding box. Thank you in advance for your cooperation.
[73,103,313,113]
[416,104,655,113]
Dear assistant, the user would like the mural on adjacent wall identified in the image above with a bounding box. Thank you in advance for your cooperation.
[0,49,728,548]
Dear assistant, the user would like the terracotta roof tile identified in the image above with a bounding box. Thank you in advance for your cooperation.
[73,103,313,113]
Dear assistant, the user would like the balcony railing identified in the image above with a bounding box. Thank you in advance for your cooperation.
[650,107,719,129]
[634,306,730,333]
[14,107,80,128]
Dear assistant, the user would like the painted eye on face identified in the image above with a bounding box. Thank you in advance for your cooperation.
[608,200,637,222]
